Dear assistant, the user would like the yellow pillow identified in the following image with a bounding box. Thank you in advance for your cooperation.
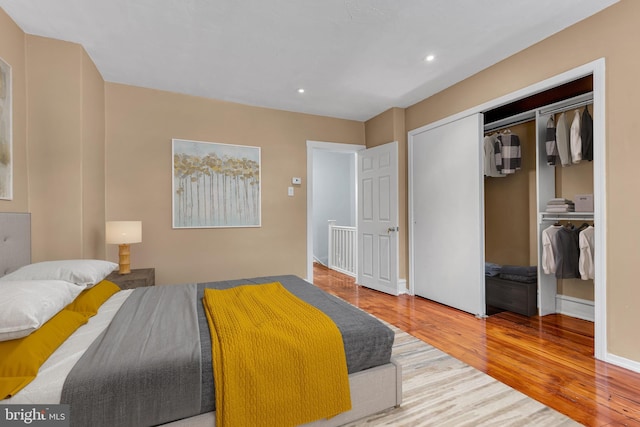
[0,310,89,399]
[0,280,119,399]
[65,280,120,315]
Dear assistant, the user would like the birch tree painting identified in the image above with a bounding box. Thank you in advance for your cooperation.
[0,57,11,200]
[172,139,261,228]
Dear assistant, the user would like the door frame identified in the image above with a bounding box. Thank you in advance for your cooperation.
[306,140,364,282]
[408,58,607,360]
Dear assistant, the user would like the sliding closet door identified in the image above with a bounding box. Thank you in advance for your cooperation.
[410,113,485,316]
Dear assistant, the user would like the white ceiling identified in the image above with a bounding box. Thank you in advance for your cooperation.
[0,0,619,121]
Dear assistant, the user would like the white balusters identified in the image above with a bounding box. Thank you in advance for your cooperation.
[328,220,357,277]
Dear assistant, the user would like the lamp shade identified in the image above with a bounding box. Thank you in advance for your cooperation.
[106,221,142,244]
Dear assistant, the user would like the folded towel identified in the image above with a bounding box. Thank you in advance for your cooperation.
[485,262,502,277]
[546,207,575,212]
[547,198,573,205]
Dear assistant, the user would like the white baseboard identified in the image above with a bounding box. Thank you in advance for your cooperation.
[555,295,594,322]
[398,279,407,295]
[606,353,640,374]
[552,296,640,374]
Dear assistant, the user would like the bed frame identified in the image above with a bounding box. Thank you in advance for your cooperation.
[165,360,401,427]
[0,212,402,426]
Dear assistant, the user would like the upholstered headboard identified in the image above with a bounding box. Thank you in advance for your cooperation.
[0,212,31,277]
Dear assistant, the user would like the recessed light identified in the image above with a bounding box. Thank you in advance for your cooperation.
[425,55,435,62]
[298,88,305,94]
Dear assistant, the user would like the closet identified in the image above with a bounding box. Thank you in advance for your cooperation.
[484,92,594,321]
[484,92,595,319]
[409,59,605,358]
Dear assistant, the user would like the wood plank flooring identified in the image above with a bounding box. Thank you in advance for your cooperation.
[313,263,640,427]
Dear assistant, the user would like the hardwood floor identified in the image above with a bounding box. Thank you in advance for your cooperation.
[313,263,640,427]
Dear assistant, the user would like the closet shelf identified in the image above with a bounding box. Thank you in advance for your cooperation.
[539,211,594,222]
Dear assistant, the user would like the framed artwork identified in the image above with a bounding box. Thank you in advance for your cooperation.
[172,139,261,228]
[0,57,12,200]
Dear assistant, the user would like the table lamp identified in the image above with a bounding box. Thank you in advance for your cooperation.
[106,221,142,274]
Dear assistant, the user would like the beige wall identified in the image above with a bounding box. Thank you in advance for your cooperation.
[405,0,639,361]
[26,36,82,260]
[105,83,364,285]
[26,36,105,261]
[0,9,27,213]
[81,50,106,259]
[364,107,408,284]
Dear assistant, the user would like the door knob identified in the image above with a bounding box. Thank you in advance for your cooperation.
[387,226,399,233]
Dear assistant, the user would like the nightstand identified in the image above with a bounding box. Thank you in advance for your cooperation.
[105,268,155,290]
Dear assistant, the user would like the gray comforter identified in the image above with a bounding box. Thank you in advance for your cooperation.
[61,275,394,427]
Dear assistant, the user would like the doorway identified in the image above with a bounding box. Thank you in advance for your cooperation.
[306,141,363,282]
[307,140,401,296]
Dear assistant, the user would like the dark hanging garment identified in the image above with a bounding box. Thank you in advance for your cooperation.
[545,116,559,165]
[581,106,594,161]
[553,226,581,279]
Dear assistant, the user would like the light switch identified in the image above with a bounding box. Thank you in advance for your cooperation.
[288,187,294,196]
[292,177,302,185]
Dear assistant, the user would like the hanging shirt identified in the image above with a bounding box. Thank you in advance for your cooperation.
[579,226,595,280]
[581,106,594,162]
[556,112,572,167]
[497,133,521,174]
[570,110,582,164]
[542,225,562,274]
[493,136,503,174]
[483,135,505,178]
[545,115,559,166]
[553,226,581,279]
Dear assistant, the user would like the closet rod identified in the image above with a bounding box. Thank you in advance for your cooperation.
[540,99,593,116]
[538,92,593,116]
[484,116,535,134]
[483,110,536,133]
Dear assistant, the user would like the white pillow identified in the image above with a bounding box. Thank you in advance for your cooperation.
[0,280,86,341]
[0,260,118,287]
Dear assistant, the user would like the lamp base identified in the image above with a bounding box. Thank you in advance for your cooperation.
[118,244,131,274]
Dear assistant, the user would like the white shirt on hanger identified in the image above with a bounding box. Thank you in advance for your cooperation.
[542,224,563,274]
[556,112,572,167]
[579,226,595,280]
[570,110,582,164]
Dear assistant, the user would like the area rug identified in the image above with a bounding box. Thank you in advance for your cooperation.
[344,326,581,426]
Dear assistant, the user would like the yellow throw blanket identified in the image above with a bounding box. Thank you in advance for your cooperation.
[203,282,352,427]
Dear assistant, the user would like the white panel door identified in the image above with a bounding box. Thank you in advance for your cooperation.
[410,114,485,315]
[357,141,399,295]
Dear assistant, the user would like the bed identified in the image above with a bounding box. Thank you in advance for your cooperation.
[0,212,402,427]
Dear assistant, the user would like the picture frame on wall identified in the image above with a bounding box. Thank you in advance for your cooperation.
[172,138,261,228]
[0,57,12,200]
